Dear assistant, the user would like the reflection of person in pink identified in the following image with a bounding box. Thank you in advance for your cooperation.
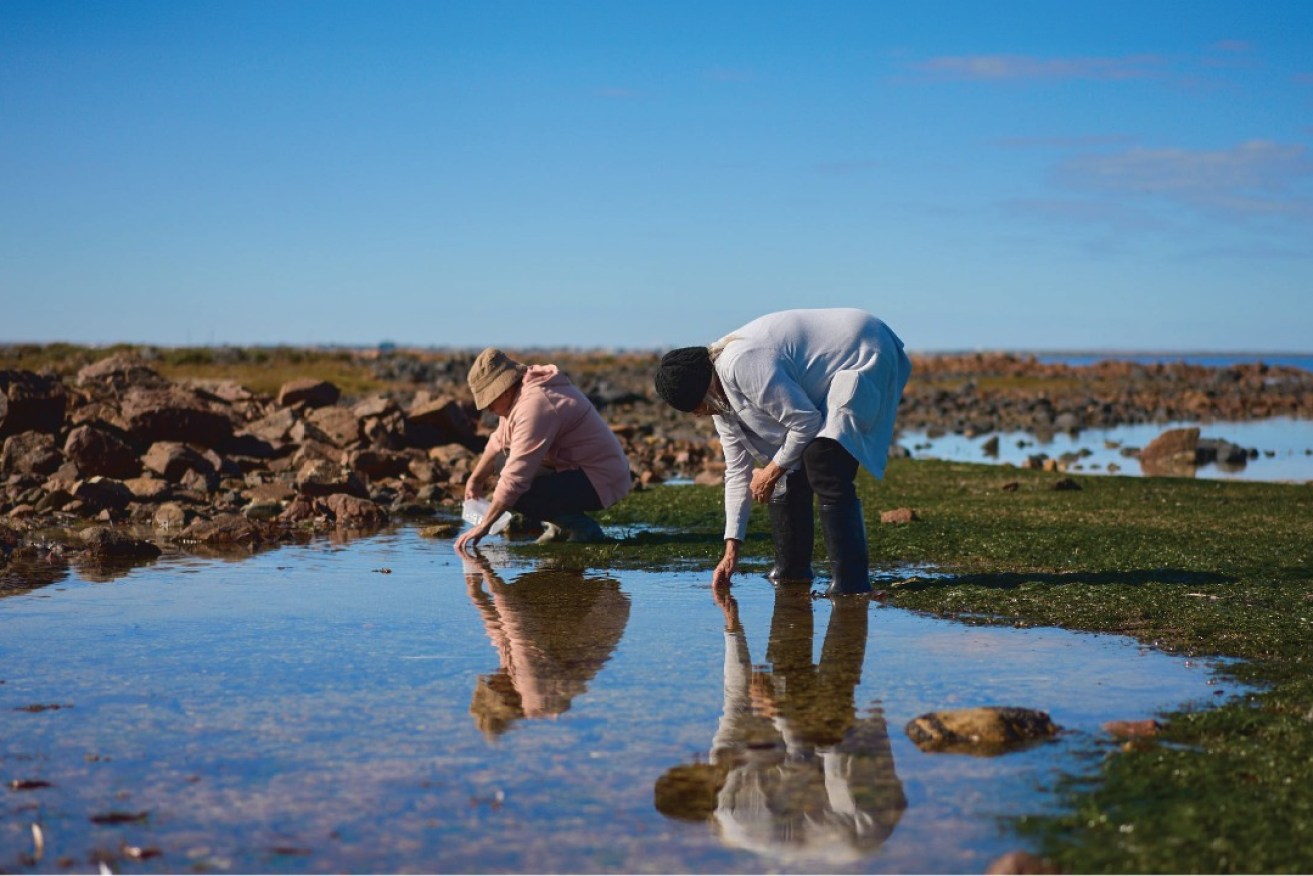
[655,588,905,867]
[464,554,631,737]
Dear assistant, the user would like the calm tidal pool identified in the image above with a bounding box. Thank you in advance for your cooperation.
[2,528,1240,874]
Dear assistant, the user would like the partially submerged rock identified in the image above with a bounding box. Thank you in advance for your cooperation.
[906,707,1059,755]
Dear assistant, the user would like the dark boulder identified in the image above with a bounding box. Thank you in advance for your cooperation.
[0,370,67,438]
[80,526,162,559]
[2,432,64,476]
[64,423,141,479]
[277,378,340,409]
[120,387,234,448]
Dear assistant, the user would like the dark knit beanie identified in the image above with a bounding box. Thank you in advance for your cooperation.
[654,347,714,412]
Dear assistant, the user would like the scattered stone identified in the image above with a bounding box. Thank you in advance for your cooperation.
[321,493,388,529]
[1139,427,1200,477]
[71,477,134,514]
[879,507,920,525]
[295,459,367,498]
[277,378,340,409]
[153,502,192,532]
[906,707,1059,755]
[80,526,162,559]
[420,521,460,538]
[183,513,263,544]
[120,387,233,448]
[2,431,64,476]
[143,441,215,482]
[986,850,1061,875]
[76,354,165,391]
[1102,719,1162,739]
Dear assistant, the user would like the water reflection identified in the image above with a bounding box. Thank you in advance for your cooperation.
[463,553,631,737]
[656,587,906,868]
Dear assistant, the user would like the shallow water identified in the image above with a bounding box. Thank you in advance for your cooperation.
[1,529,1240,874]
[901,416,1313,483]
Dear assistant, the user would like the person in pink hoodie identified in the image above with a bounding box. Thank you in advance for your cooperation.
[455,348,633,553]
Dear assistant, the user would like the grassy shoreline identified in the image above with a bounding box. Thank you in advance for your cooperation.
[583,459,1313,873]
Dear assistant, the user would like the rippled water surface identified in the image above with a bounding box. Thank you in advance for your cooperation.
[2,529,1240,874]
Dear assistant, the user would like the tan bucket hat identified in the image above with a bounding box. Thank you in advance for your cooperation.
[468,347,526,410]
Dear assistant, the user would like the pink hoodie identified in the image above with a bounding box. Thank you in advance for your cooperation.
[487,365,632,509]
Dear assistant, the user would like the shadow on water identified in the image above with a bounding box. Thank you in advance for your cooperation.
[656,587,906,869]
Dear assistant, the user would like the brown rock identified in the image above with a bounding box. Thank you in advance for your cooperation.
[986,851,1060,875]
[1102,719,1162,739]
[322,493,388,529]
[243,407,299,445]
[0,370,67,438]
[120,387,234,448]
[277,378,340,409]
[295,459,367,498]
[153,502,192,531]
[880,507,919,525]
[1139,427,1200,477]
[2,432,64,476]
[64,424,141,479]
[71,477,134,513]
[124,475,172,501]
[245,480,297,503]
[80,526,162,559]
[348,448,412,480]
[906,707,1059,755]
[143,441,215,482]
[404,396,480,450]
[183,513,263,544]
[306,405,363,448]
[75,354,165,391]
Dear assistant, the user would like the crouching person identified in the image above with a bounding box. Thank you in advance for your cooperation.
[654,308,911,596]
[455,348,632,554]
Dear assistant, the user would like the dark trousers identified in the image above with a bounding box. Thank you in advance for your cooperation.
[782,437,859,506]
[512,469,603,522]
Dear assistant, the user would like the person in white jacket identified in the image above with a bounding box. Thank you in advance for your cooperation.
[654,309,911,595]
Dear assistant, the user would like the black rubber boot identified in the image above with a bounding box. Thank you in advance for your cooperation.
[819,499,870,596]
[767,489,814,585]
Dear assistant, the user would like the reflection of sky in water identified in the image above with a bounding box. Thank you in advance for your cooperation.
[1,530,1244,874]
[901,416,1313,482]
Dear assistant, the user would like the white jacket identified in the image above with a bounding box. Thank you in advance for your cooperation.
[711,308,911,541]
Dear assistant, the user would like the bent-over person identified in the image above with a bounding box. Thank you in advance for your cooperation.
[653,308,911,595]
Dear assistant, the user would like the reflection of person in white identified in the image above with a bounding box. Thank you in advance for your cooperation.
[654,588,906,867]
[463,554,631,738]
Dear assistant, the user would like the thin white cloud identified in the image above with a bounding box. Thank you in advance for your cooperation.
[1059,141,1313,210]
[916,53,1165,82]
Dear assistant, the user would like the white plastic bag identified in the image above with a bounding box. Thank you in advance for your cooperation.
[462,498,512,536]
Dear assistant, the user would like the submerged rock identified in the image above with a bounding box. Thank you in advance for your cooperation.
[906,706,1059,755]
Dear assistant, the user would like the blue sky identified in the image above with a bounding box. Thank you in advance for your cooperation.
[2,1,1311,352]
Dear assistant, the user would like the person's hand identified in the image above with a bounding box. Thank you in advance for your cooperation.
[750,462,785,503]
[463,476,484,501]
[454,522,490,555]
[712,539,741,590]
